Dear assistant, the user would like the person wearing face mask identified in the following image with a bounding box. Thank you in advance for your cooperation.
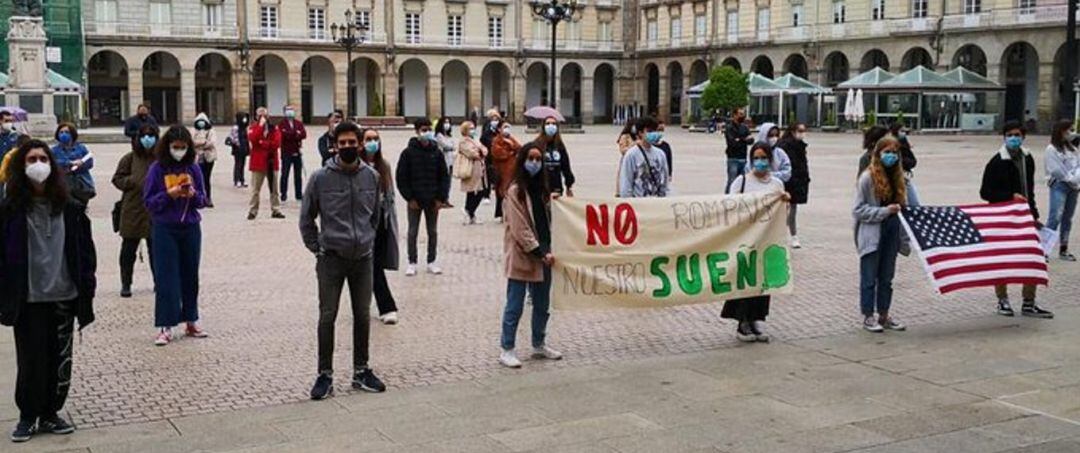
[480,108,502,150]
[455,121,489,225]
[301,121,387,400]
[492,119,522,222]
[854,135,909,333]
[0,110,25,163]
[143,126,209,346]
[750,123,792,184]
[50,123,96,204]
[360,128,401,325]
[724,108,754,194]
[112,124,159,298]
[123,104,158,144]
[856,125,890,177]
[396,119,450,276]
[618,117,669,198]
[225,112,251,188]
[278,104,308,202]
[1044,119,1080,262]
[654,121,673,179]
[888,122,920,206]
[777,123,810,248]
[981,120,1052,318]
[725,143,792,342]
[434,117,457,209]
[0,140,97,444]
[498,145,562,368]
[192,113,218,208]
[247,107,285,220]
[318,110,344,166]
[522,116,575,197]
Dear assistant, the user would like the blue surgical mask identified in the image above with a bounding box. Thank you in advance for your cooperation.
[58,131,73,144]
[524,160,543,176]
[421,131,435,142]
[880,152,900,168]
[645,131,663,145]
[285,110,296,119]
[752,158,770,173]
[139,135,157,150]
[1005,136,1023,150]
[364,140,380,155]
[544,124,558,137]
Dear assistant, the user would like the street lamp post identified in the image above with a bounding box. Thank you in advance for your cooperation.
[530,0,581,111]
[331,9,369,118]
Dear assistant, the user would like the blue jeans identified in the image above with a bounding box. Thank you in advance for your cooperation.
[906,177,921,206]
[280,154,304,200]
[726,158,746,194]
[501,267,552,351]
[1046,180,1078,249]
[151,223,202,327]
[859,216,900,317]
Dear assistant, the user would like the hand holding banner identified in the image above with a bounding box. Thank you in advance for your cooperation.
[551,192,794,310]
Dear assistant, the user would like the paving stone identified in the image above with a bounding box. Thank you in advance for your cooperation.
[999,437,1080,453]
[851,401,1029,441]
[488,413,662,452]
[717,423,894,453]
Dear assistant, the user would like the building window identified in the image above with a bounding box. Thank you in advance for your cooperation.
[488,16,503,47]
[871,0,885,20]
[95,0,118,22]
[447,15,462,46]
[599,20,612,42]
[695,14,707,39]
[355,10,372,39]
[1019,0,1036,14]
[308,8,326,40]
[646,19,657,42]
[203,3,221,30]
[833,1,846,23]
[566,20,580,44]
[912,0,928,18]
[757,8,770,32]
[534,18,549,44]
[792,4,802,26]
[670,17,681,44]
[964,0,981,14]
[260,6,278,37]
[726,11,738,42]
[150,0,172,24]
[405,12,421,44]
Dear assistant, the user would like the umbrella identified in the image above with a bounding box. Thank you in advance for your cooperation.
[843,89,856,122]
[855,89,866,123]
[524,106,565,122]
[0,106,28,122]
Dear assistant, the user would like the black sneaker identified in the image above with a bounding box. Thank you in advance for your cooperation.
[1021,303,1054,319]
[38,415,75,435]
[352,369,386,393]
[10,419,34,443]
[247,213,256,221]
[997,299,1015,317]
[736,323,756,342]
[271,212,286,219]
[310,374,333,400]
[120,285,132,298]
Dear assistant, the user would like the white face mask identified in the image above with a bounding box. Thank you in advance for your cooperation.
[0,122,12,133]
[171,147,188,161]
[26,162,51,184]
[768,137,779,146]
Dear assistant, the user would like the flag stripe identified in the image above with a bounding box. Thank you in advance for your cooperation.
[932,261,1048,279]
[927,254,1048,273]
[940,277,1048,294]
[974,221,1036,230]
[980,228,1040,237]
[982,234,1040,243]
[957,201,1029,213]
[934,268,1049,288]
[965,210,1035,219]
[970,215,1038,224]
[925,245,1044,262]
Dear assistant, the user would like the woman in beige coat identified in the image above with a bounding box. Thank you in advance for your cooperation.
[192,112,218,207]
[499,146,562,368]
[456,121,488,225]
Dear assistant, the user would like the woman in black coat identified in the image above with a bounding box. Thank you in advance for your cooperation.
[0,140,97,443]
[777,123,809,248]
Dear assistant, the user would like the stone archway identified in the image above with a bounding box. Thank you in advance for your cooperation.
[645,63,660,117]
[143,51,182,123]
[526,62,549,107]
[482,61,511,115]
[87,50,129,126]
[901,47,934,71]
[783,54,808,78]
[301,56,335,123]
[252,54,289,115]
[195,53,233,124]
[441,60,470,118]
[690,60,709,85]
[1001,42,1039,125]
[751,55,774,78]
[824,51,850,86]
[560,63,583,120]
[953,44,988,76]
[350,57,380,116]
[1053,42,1078,119]
[721,57,742,73]
[592,63,616,123]
[860,49,890,72]
[668,61,684,123]
[399,59,429,119]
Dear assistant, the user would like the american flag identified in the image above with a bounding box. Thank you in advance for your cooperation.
[900,200,1049,295]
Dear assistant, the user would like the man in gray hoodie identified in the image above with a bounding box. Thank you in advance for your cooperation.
[299,121,386,400]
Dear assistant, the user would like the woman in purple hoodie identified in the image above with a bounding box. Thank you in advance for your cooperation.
[143,126,208,346]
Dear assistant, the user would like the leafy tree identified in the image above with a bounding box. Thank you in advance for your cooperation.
[700,66,749,117]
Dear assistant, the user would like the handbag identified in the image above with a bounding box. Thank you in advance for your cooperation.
[111,200,122,233]
[453,148,474,179]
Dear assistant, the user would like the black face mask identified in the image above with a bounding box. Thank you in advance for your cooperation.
[338,146,359,164]
[138,113,148,119]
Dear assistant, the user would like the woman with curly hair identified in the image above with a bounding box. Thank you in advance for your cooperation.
[853,135,907,333]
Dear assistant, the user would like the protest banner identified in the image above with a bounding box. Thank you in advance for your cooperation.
[551,192,793,309]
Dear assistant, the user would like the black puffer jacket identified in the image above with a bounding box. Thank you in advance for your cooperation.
[980,147,1040,221]
[396,137,449,206]
[778,137,810,204]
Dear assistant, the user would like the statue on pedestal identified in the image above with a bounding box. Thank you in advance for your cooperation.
[12,0,44,17]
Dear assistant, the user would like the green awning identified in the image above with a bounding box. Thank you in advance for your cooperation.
[0,72,8,90]
[942,67,1004,91]
[773,73,830,94]
[748,72,784,95]
[686,80,709,97]
[879,66,955,89]
[0,70,81,93]
[836,67,894,89]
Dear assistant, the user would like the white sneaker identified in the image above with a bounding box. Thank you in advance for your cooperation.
[405,264,417,276]
[791,236,802,249]
[462,209,471,225]
[154,328,172,346]
[482,198,492,205]
[379,311,398,325]
[751,321,770,343]
[499,349,522,368]
[532,345,563,360]
[473,217,484,225]
[427,262,443,275]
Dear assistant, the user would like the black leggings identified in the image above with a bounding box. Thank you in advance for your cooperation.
[233,154,247,185]
[465,192,484,218]
[120,237,154,288]
[199,161,215,202]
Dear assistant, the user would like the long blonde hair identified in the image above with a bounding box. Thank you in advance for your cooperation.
[869,135,907,205]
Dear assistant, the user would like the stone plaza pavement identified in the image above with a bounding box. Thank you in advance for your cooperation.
[2,127,1079,452]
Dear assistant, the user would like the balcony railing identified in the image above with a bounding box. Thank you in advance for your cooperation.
[86,21,238,39]
[942,4,1075,30]
[523,38,623,52]
[397,34,517,49]
[250,27,386,44]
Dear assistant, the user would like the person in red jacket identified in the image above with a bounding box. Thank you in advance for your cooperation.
[278,104,307,202]
[247,107,285,220]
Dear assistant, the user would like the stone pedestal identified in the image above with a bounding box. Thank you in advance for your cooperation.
[7,16,57,136]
